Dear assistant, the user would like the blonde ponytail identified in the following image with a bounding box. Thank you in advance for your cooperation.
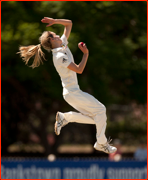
[17,44,46,69]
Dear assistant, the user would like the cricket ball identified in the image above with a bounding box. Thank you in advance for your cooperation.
[80,42,84,46]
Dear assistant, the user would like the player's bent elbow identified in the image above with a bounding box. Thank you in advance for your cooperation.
[77,72,82,74]
[69,20,72,24]
[69,21,72,28]
[77,69,83,74]
[66,20,72,26]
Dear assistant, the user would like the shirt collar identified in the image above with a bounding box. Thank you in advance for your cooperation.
[52,47,63,53]
[52,45,66,53]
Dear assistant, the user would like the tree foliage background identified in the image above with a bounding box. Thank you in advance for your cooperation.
[1,1,147,157]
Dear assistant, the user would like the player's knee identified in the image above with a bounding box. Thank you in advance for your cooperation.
[103,105,106,113]
[100,104,106,113]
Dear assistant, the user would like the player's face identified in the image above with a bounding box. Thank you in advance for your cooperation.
[49,31,62,44]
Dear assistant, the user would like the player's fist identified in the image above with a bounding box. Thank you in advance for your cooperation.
[78,42,89,54]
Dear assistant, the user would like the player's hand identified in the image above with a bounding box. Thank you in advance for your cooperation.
[41,17,55,27]
[78,42,89,54]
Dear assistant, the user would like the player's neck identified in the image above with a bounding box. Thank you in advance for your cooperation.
[52,42,63,49]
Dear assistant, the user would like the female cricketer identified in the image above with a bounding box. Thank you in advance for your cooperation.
[18,17,117,154]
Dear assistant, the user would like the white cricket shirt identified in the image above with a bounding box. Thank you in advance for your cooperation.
[52,34,80,95]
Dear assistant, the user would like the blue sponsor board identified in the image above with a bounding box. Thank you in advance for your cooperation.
[1,159,147,179]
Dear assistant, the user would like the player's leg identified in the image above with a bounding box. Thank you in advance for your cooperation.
[63,111,95,124]
[63,90,117,153]
[55,91,96,135]
[54,111,95,135]
[64,90,107,142]
[54,104,95,135]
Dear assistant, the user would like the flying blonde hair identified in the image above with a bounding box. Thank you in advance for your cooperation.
[17,31,53,69]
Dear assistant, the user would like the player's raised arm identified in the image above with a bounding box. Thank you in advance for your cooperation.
[67,42,89,74]
[41,17,72,40]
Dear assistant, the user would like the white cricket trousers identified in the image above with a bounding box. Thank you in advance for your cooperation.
[63,89,107,144]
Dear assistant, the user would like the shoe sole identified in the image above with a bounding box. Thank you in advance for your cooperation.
[94,147,110,154]
[55,112,60,135]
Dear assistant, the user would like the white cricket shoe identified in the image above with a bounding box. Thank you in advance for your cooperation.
[94,138,117,154]
[55,112,68,135]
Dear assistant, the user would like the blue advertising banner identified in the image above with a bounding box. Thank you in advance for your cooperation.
[1,159,147,179]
